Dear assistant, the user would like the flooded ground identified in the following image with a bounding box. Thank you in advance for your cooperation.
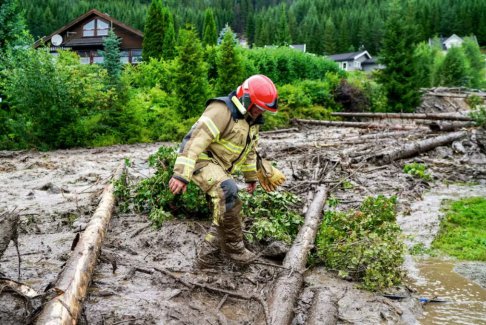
[399,184,486,325]
[1,112,485,323]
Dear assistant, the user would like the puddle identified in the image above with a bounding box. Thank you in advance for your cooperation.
[399,183,486,325]
[409,260,486,325]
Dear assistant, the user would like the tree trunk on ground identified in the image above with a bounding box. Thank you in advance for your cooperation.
[330,112,473,121]
[281,130,428,151]
[267,186,327,325]
[415,121,474,132]
[370,131,468,165]
[291,119,422,130]
[0,212,19,259]
[35,162,126,325]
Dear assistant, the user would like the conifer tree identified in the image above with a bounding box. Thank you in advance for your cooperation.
[413,42,435,88]
[216,25,244,95]
[462,38,484,89]
[323,17,337,55]
[101,29,122,84]
[174,26,209,118]
[437,47,469,87]
[275,4,291,46]
[202,8,217,46]
[142,0,164,61]
[162,8,176,60]
[377,0,420,112]
[300,4,322,54]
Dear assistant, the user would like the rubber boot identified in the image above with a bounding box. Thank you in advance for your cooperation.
[196,225,223,269]
[219,199,256,264]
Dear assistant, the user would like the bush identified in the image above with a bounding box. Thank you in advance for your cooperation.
[314,195,405,291]
[403,162,432,181]
[240,189,303,244]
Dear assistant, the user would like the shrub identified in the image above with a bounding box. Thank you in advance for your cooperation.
[314,195,405,291]
[240,189,303,244]
[403,162,432,181]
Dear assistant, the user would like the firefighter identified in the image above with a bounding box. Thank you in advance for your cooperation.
[168,74,285,268]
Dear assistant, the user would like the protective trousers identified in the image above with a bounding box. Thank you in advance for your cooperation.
[192,162,254,267]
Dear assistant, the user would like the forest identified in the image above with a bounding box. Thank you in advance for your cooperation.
[0,0,485,151]
[20,0,486,55]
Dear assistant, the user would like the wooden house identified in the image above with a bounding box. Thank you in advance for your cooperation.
[34,9,143,64]
[327,50,383,72]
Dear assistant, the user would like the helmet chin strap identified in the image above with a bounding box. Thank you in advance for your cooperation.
[231,96,247,115]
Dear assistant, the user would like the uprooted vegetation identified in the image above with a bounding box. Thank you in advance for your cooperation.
[115,148,407,293]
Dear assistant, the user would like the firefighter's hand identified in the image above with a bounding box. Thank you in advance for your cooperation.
[256,160,286,192]
[246,182,257,194]
[169,177,187,195]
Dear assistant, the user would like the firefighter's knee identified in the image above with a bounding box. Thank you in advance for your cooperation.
[220,179,238,211]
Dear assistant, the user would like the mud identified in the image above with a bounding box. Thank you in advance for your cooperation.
[1,94,486,324]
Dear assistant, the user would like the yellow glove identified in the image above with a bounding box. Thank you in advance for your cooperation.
[256,158,286,192]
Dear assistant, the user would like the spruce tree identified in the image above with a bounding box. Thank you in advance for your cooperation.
[413,42,435,88]
[174,26,209,118]
[101,29,122,84]
[437,47,469,87]
[162,8,176,60]
[462,38,484,89]
[142,0,164,61]
[300,4,322,55]
[377,0,421,112]
[216,25,244,95]
[323,17,337,55]
[202,8,217,46]
[275,4,291,46]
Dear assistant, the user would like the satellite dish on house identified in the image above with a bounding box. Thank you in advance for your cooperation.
[51,34,63,46]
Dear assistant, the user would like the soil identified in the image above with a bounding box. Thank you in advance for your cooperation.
[1,90,485,324]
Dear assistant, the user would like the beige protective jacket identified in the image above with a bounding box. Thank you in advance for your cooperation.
[173,95,262,184]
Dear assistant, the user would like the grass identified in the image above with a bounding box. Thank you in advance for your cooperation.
[432,197,486,261]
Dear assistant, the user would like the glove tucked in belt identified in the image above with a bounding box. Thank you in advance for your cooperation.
[256,153,285,192]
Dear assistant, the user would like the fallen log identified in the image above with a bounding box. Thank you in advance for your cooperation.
[330,112,473,121]
[291,119,420,130]
[267,185,327,325]
[260,127,299,135]
[369,131,468,165]
[35,162,126,325]
[280,130,428,151]
[415,121,474,132]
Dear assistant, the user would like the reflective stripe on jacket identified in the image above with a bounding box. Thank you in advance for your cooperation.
[173,95,262,184]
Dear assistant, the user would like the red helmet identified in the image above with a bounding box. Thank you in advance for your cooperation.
[236,74,278,113]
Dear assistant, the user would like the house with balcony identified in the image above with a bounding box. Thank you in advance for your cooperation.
[34,9,143,64]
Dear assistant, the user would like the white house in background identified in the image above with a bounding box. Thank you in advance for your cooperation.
[327,50,383,72]
[289,44,306,53]
[428,34,479,51]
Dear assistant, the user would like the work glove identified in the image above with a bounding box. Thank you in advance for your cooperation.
[256,156,286,192]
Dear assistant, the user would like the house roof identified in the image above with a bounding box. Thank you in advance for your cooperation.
[327,50,372,62]
[34,9,143,48]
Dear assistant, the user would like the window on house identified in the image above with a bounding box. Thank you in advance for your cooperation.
[342,62,347,70]
[83,19,110,37]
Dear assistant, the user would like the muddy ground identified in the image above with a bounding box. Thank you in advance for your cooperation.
[1,91,485,324]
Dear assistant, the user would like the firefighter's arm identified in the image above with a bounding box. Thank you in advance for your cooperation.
[172,104,229,183]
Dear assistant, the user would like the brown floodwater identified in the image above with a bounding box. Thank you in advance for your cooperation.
[409,259,486,325]
[399,183,486,325]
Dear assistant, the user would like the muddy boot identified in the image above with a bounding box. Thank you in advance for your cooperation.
[220,200,256,265]
[196,225,223,269]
